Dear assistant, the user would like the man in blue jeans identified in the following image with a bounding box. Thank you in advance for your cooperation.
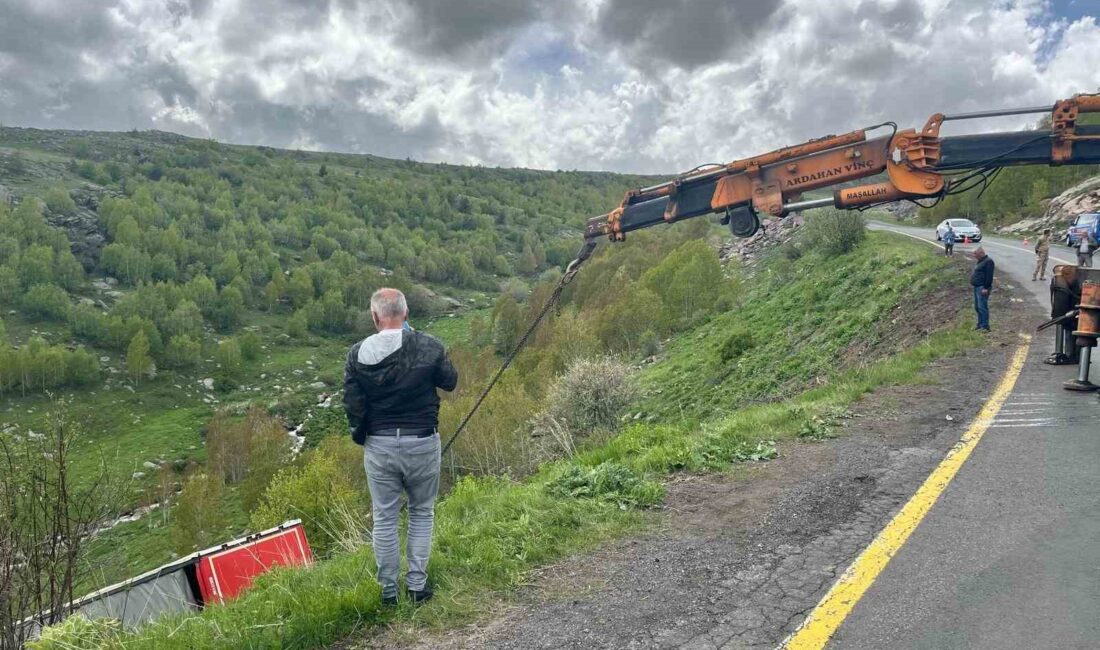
[970,247,995,332]
[343,288,458,605]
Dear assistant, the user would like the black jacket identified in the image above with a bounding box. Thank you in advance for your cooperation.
[343,330,458,444]
[970,256,995,290]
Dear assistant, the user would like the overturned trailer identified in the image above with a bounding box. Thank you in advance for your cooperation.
[25,520,312,635]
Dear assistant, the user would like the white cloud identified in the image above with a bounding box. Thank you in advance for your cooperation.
[1,0,1098,173]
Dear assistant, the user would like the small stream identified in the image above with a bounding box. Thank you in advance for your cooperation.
[91,393,328,537]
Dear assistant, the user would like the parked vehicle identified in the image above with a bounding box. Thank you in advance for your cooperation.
[936,218,982,242]
[1065,212,1100,247]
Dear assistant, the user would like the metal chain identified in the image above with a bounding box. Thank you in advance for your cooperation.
[441,247,592,458]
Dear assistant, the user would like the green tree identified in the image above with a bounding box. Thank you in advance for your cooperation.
[54,252,85,290]
[126,330,153,382]
[21,283,70,320]
[184,275,218,314]
[287,268,314,308]
[215,337,242,385]
[164,300,204,339]
[212,251,241,287]
[171,472,228,554]
[67,303,107,341]
[213,286,245,330]
[63,346,100,385]
[113,216,142,246]
[164,334,202,369]
[263,274,286,310]
[0,266,17,301]
[491,293,524,355]
[597,286,662,354]
[287,309,309,338]
[17,244,53,288]
[238,331,262,361]
[642,240,726,333]
[250,443,366,557]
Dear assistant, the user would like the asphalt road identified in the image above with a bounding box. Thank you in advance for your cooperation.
[830,224,1100,649]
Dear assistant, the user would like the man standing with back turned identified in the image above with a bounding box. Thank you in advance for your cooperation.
[970,247,995,332]
[343,288,458,606]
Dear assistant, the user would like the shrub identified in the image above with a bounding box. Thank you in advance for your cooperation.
[205,408,293,492]
[641,239,728,333]
[440,374,540,476]
[164,334,202,369]
[781,240,804,260]
[214,338,241,389]
[238,331,262,361]
[43,186,77,216]
[250,441,368,557]
[801,208,866,257]
[21,283,71,320]
[639,329,661,358]
[546,461,664,508]
[170,472,228,555]
[531,356,637,444]
[718,328,755,362]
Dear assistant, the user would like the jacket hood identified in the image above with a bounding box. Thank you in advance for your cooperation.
[357,330,403,366]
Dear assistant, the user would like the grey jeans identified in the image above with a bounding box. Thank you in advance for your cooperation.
[364,433,441,595]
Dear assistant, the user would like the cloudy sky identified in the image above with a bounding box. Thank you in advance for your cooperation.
[1,0,1099,173]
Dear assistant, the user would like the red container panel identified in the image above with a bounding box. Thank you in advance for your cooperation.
[196,523,312,604]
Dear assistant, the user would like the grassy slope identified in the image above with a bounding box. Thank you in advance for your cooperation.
[38,232,986,649]
[639,231,958,421]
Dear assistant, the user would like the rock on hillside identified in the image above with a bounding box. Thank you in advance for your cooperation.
[999,175,1100,235]
[719,215,804,265]
[44,187,109,270]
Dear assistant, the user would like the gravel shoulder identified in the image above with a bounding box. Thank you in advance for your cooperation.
[355,266,1040,650]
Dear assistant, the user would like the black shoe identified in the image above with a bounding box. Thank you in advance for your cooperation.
[381,592,399,606]
[408,586,433,604]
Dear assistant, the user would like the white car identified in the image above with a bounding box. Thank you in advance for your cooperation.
[936,218,982,243]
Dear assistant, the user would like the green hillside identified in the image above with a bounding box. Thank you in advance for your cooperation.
[27,224,984,649]
[0,129,648,442]
[0,126,652,592]
[2,127,984,650]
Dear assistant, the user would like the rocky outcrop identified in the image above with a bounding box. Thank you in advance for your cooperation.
[719,215,805,265]
[999,175,1100,235]
[43,187,109,270]
[879,200,918,220]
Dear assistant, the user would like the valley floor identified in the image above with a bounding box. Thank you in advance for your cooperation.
[353,276,1038,649]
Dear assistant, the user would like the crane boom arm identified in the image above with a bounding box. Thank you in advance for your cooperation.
[583,94,1100,245]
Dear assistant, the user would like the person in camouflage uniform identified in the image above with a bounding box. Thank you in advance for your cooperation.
[1033,228,1051,281]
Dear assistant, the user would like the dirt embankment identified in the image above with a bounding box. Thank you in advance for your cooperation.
[351,271,1038,650]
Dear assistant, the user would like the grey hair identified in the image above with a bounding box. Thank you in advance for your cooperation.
[370,288,408,319]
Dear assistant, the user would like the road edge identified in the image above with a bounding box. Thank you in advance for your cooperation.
[779,338,1031,650]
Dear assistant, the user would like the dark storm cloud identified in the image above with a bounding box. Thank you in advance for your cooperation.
[198,71,444,160]
[1,0,1097,173]
[0,0,120,73]
[396,0,573,61]
[218,0,337,53]
[0,0,151,128]
[596,0,784,70]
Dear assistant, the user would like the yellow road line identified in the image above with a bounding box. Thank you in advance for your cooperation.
[780,339,1031,650]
